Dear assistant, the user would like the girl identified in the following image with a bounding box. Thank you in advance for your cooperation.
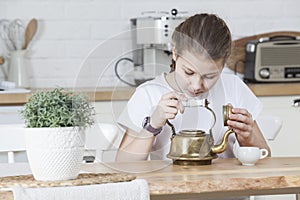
[116,13,270,161]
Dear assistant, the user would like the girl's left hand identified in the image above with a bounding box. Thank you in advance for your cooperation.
[227,106,255,145]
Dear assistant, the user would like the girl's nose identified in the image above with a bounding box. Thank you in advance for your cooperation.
[191,75,205,92]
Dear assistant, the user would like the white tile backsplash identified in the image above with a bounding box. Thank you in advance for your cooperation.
[0,0,299,88]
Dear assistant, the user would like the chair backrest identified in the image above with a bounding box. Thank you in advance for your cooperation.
[84,123,123,162]
[0,123,123,163]
[256,115,282,141]
[0,124,26,163]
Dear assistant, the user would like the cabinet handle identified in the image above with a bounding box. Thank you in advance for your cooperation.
[293,98,300,107]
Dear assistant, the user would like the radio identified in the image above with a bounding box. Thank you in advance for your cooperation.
[243,36,300,83]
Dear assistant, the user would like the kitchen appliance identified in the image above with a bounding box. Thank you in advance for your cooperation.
[244,36,300,83]
[166,100,234,165]
[115,9,187,86]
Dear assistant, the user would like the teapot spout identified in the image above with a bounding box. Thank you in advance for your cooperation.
[211,129,235,154]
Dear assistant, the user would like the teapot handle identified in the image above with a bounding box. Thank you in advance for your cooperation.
[166,120,176,138]
[166,99,217,137]
[204,102,216,130]
[181,99,217,130]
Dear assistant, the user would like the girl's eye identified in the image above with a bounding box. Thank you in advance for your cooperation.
[184,71,194,76]
[203,74,217,79]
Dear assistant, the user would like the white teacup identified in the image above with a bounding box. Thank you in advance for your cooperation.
[236,146,268,166]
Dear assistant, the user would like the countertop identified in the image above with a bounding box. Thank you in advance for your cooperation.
[1,157,300,199]
[82,157,300,199]
[0,83,300,105]
[0,87,136,105]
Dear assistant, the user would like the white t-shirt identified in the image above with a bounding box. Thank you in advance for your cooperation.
[118,73,263,160]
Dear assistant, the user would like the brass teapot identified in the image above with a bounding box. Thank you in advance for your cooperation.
[166,99,234,165]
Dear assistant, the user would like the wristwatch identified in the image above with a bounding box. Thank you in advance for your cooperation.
[142,116,162,136]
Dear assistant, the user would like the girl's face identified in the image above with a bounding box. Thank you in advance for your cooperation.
[173,50,224,97]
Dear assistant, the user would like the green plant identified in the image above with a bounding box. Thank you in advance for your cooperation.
[21,88,95,128]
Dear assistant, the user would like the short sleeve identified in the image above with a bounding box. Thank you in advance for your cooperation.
[223,74,263,120]
[117,87,152,133]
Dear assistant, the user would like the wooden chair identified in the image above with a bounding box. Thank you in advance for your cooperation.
[256,115,282,141]
[0,122,122,164]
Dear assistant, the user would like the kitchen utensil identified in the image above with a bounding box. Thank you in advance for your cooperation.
[181,99,216,159]
[166,100,235,165]
[0,56,5,79]
[0,56,4,65]
[0,21,10,80]
[0,19,15,52]
[23,18,38,50]
[8,19,25,50]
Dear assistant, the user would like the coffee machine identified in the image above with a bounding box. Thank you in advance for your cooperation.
[115,9,187,86]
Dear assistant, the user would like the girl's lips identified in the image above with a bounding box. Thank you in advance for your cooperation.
[187,91,202,97]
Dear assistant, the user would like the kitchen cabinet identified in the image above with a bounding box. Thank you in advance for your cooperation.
[93,101,128,125]
[254,96,300,200]
[259,95,300,157]
[92,101,127,144]
[0,106,24,124]
[246,95,300,200]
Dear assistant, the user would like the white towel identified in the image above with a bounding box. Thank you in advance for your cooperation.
[12,179,150,200]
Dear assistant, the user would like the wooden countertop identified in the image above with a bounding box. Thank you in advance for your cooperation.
[81,157,300,199]
[0,87,136,105]
[2,157,300,200]
[0,83,299,105]
[248,82,300,96]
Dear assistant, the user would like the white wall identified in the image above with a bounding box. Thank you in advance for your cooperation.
[0,0,299,88]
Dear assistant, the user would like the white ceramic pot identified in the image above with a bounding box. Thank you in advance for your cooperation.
[25,127,85,181]
[8,50,30,88]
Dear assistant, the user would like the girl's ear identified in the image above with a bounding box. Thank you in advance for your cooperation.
[172,48,178,61]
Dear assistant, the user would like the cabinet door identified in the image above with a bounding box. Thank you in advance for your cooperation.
[92,100,128,146]
[259,96,300,157]
[93,101,128,124]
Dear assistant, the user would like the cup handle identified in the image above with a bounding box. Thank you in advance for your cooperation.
[260,149,269,159]
[233,142,239,157]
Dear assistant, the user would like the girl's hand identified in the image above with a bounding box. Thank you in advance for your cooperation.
[150,92,185,129]
[227,106,256,145]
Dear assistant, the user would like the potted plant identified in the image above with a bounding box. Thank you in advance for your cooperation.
[21,88,95,181]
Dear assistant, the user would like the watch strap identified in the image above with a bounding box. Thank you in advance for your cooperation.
[142,116,162,136]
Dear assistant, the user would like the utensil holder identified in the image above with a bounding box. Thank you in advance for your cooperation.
[8,50,30,88]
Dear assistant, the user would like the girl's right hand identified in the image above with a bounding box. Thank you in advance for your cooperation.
[150,92,185,129]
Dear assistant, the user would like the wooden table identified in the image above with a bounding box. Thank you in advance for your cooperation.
[1,157,300,199]
[83,157,300,199]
